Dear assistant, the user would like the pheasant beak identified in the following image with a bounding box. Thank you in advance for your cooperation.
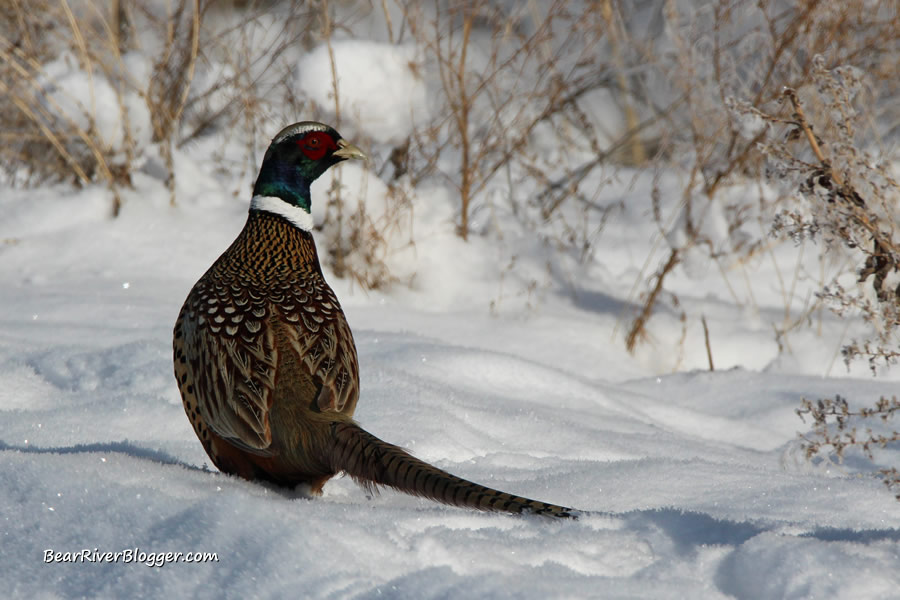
[333,139,367,162]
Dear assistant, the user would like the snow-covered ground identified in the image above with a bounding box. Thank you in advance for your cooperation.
[2,163,898,600]
[2,6,900,599]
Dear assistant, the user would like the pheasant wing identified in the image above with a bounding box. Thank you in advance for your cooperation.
[177,283,278,453]
[274,277,359,415]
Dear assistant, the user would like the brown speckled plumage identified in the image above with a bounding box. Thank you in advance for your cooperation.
[173,122,576,517]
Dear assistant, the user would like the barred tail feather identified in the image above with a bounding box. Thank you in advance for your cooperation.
[328,421,577,519]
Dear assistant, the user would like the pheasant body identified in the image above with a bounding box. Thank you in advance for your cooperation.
[173,121,575,518]
[175,210,357,489]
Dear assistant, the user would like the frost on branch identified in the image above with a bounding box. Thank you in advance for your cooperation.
[738,59,900,373]
[797,395,900,499]
[742,59,900,501]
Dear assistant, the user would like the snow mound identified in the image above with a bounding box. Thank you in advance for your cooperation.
[37,52,152,157]
[297,41,428,143]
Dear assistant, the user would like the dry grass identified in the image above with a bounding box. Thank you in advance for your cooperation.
[0,0,208,215]
[617,0,900,355]
[1,1,125,213]
[735,45,900,500]
[0,0,321,214]
[395,0,619,239]
[3,0,898,309]
[798,395,900,499]
[743,62,900,372]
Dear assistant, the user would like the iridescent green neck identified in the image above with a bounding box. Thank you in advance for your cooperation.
[252,158,314,212]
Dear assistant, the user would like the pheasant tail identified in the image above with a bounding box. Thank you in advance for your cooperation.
[328,422,577,519]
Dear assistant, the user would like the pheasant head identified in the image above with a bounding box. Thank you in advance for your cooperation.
[251,121,366,230]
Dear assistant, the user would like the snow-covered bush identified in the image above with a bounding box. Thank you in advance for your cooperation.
[731,59,900,373]
[0,0,200,215]
[614,0,900,353]
[798,394,900,499]
[3,0,899,337]
[730,59,900,496]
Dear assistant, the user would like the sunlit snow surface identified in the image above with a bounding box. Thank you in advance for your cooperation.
[2,171,898,600]
[2,41,900,600]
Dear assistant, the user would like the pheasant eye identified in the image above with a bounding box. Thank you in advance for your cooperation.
[297,132,332,160]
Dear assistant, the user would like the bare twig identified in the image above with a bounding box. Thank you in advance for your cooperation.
[701,315,714,371]
[626,248,680,354]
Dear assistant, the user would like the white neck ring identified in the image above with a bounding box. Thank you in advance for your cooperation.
[250,195,314,231]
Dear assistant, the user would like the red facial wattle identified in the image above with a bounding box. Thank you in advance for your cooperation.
[298,132,338,161]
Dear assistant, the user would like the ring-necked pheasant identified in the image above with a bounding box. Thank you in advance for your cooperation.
[173,121,576,518]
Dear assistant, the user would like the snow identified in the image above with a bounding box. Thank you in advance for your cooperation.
[38,52,153,157]
[2,10,900,600]
[298,40,428,144]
